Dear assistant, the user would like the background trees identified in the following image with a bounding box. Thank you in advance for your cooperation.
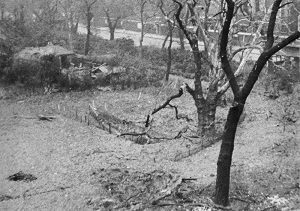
[59,0,81,50]
[99,0,133,41]
[81,0,97,55]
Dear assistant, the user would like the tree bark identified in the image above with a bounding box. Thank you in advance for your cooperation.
[139,0,146,58]
[165,24,173,81]
[161,33,170,49]
[178,29,185,51]
[105,9,121,41]
[215,102,244,206]
[139,23,144,58]
[173,0,218,136]
[84,10,93,55]
[109,28,115,40]
[215,0,300,206]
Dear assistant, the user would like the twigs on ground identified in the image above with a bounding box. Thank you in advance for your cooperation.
[13,114,56,121]
[0,186,72,202]
[119,126,191,144]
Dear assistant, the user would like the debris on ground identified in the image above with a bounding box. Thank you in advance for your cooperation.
[37,114,56,121]
[88,168,214,210]
[7,171,37,182]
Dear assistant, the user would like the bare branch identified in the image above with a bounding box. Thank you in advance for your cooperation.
[265,0,282,50]
[229,45,264,61]
[242,31,300,98]
[172,0,193,43]
[145,85,184,127]
[279,1,293,9]
[219,0,240,96]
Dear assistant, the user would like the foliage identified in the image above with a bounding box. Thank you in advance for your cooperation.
[265,59,300,96]
[8,54,60,88]
[113,53,164,89]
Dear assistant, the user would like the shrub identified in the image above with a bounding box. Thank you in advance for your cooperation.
[115,38,136,55]
[264,59,300,95]
[142,46,167,66]
[114,54,164,89]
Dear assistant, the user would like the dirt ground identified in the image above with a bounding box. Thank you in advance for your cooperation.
[0,82,299,210]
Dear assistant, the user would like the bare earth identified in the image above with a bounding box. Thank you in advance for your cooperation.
[0,83,299,210]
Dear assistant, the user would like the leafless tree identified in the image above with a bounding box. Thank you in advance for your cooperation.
[59,0,81,49]
[215,0,300,206]
[82,0,97,55]
[157,0,177,81]
[101,0,133,40]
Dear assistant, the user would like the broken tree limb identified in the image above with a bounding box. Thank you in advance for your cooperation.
[168,104,193,122]
[145,85,189,127]
[172,135,222,161]
[13,115,56,121]
[89,104,164,144]
[89,96,194,144]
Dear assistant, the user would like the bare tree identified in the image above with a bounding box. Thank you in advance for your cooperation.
[101,0,133,40]
[134,0,157,58]
[171,0,284,137]
[59,0,81,49]
[82,0,97,55]
[158,0,176,81]
[215,0,300,206]
[0,0,5,20]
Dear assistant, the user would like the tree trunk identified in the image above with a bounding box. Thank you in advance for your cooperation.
[109,27,115,40]
[204,82,219,136]
[139,29,144,58]
[72,18,79,34]
[85,11,92,55]
[85,26,91,55]
[178,30,185,51]
[139,21,144,58]
[165,25,173,81]
[161,33,170,49]
[215,102,244,206]
[139,2,145,58]
[190,49,209,136]
[68,30,73,50]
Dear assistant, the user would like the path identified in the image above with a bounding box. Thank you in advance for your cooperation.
[77,24,261,60]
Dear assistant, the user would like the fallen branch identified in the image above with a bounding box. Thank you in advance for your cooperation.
[168,104,193,122]
[0,186,72,202]
[172,135,222,161]
[145,86,185,127]
[37,115,56,121]
[144,126,191,144]
[13,115,56,121]
[89,104,162,144]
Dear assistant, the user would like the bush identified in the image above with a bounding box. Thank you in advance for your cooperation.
[264,59,300,95]
[112,54,164,89]
[57,68,94,91]
[142,46,167,66]
[115,38,136,55]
